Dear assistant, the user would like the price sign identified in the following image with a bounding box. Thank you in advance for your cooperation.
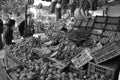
[72,48,93,68]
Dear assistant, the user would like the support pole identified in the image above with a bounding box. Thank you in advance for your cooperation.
[24,3,27,37]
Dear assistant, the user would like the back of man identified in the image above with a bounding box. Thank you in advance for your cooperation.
[0,18,3,49]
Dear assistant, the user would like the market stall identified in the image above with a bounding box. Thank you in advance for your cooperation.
[1,0,120,80]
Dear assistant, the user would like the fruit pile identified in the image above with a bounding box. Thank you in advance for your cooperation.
[52,41,83,64]
[8,58,85,80]
[5,37,52,67]
[105,24,118,30]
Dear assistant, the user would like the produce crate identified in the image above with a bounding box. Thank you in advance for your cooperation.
[6,53,27,67]
[6,66,38,80]
[6,56,19,69]
[105,24,118,31]
[71,48,93,68]
[91,42,120,64]
[107,16,120,24]
[68,65,87,79]
[88,61,120,80]
[94,16,107,23]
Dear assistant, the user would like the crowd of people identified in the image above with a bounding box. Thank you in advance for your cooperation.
[0,14,34,49]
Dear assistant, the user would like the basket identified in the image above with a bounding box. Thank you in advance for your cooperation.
[91,42,120,64]
[71,48,93,68]
[88,61,120,80]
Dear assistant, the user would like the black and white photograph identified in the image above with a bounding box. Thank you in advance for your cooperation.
[0,0,120,80]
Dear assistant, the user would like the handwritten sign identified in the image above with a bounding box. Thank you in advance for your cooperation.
[72,48,93,68]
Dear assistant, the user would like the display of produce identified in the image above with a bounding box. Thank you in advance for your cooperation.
[95,16,106,23]
[91,29,103,35]
[86,19,94,28]
[107,17,120,24]
[2,10,120,80]
[102,31,116,37]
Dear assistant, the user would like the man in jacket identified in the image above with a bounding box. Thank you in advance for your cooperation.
[18,14,34,38]
[2,14,15,46]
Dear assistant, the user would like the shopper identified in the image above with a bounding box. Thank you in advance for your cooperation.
[56,0,62,21]
[2,14,15,46]
[18,14,34,38]
[0,18,3,49]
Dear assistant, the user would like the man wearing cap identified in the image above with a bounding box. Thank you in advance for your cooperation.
[2,14,15,46]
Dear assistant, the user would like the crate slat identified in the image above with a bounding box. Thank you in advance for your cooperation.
[91,42,120,63]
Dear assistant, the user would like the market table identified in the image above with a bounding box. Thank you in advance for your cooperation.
[0,50,10,80]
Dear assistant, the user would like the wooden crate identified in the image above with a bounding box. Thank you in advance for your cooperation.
[71,48,93,68]
[91,42,120,64]
[88,61,120,80]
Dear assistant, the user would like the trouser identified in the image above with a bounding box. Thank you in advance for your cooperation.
[0,34,3,49]
[56,8,61,20]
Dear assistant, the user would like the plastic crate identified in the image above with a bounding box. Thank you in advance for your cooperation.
[6,66,38,80]
[107,17,120,24]
[88,61,120,80]
[95,16,107,23]
[88,62,114,80]
[91,42,120,64]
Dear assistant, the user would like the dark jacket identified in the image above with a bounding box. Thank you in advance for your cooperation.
[3,19,15,45]
[18,19,34,37]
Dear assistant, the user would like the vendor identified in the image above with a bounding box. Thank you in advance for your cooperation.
[2,14,15,46]
[18,14,34,38]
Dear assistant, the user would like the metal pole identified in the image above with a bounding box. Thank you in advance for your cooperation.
[24,3,27,37]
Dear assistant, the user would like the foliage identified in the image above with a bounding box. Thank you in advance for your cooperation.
[0,0,25,15]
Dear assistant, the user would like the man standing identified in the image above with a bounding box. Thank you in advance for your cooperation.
[18,14,34,38]
[2,14,15,46]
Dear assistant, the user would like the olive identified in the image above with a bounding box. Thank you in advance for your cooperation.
[40,76,45,80]
[48,74,53,78]
[48,68,53,73]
